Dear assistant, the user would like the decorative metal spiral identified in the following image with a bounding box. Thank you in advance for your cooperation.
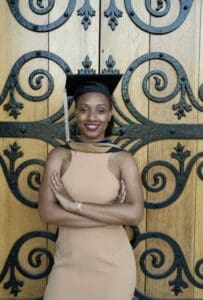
[0,142,45,208]
[197,161,203,180]
[19,69,54,102]
[142,143,203,208]
[0,50,71,118]
[131,227,203,297]
[6,0,192,33]
[142,70,169,102]
[27,170,41,191]
[1,52,203,154]
[29,0,55,15]
[7,0,76,32]
[124,0,193,34]
[18,246,53,279]
[145,0,171,17]
[1,231,57,297]
[14,159,44,207]
[122,52,203,121]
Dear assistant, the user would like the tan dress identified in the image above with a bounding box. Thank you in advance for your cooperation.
[44,141,136,300]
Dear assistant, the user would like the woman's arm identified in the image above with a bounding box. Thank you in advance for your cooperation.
[54,151,144,226]
[38,148,109,228]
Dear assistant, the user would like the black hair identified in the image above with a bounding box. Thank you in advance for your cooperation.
[105,95,114,137]
[105,115,114,137]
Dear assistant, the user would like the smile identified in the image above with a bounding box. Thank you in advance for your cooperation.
[84,124,100,131]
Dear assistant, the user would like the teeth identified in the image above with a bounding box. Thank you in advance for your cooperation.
[86,125,98,130]
[86,125,98,129]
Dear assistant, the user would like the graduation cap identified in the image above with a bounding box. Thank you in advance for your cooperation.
[64,73,123,141]
[66,73,122,100]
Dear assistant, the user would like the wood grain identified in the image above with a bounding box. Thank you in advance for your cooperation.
[194,1,203,299]
[0,1,48,298]
[146,0,202,298]
[100,0,150,295]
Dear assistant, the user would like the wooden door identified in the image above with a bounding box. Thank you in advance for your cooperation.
[0,1,203,299]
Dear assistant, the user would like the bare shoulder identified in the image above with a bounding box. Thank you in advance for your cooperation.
[114,150,138,168]
[115,151,141,186]
[45,146,71,166]
[114,152,140,183]
[47,146,70,158]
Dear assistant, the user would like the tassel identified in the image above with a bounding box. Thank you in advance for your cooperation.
[64,89,70,142]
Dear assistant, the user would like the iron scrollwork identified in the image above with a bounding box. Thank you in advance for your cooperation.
[102,55,120,74]
[77,0,96,31]
[78,55,96,75]
[6,0,193,34]
[0,50,71,118]
[123,52,203,120]
[0,230,57,297]
[7,0,76,32]
[199,84,203,100]
[104,0,123,31]
[131,227,203,298]
[0,142,44,208]
[142,142,203,209]
[112,51,203,154]
[29,0,55,15]
[1,52,203,152]
[124,0,193,34]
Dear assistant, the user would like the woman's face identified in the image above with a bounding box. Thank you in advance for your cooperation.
[75,92,112,142]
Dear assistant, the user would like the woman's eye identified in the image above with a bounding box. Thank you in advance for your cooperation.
[80,108,87,112]
[98,109,105,113]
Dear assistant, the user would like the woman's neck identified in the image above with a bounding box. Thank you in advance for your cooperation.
[76,136,111,143]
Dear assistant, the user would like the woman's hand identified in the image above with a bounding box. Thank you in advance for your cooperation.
[111,179,127,204]
[49,171,74,211]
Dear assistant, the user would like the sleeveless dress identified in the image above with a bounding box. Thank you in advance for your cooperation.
[44,141,136,300]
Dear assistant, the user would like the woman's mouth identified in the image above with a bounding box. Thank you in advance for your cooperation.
[84,124,100,131]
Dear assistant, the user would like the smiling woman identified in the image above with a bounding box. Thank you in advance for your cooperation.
[75,92,112,142]
[38,74,144,300]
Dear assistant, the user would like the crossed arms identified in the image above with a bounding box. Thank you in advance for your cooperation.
[38,148,144,228]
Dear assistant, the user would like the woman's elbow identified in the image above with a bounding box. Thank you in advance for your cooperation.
[129,205,144,226]
[38,200,50,224]
[38,207,49,224]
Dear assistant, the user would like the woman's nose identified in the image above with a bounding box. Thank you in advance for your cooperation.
[87,110,96,120]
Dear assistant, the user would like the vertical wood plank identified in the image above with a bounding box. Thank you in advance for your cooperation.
[100,1,150,295]
[146,1,201,298]
[0,1,48,298]
[194,1,203,298]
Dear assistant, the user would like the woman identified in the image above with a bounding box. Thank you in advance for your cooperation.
[38,74,144,300]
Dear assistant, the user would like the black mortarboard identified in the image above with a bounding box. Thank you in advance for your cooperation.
[66,74,122,100]
[64,73,122,142]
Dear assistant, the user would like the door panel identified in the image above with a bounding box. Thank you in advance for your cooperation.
[0,1,202,299]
